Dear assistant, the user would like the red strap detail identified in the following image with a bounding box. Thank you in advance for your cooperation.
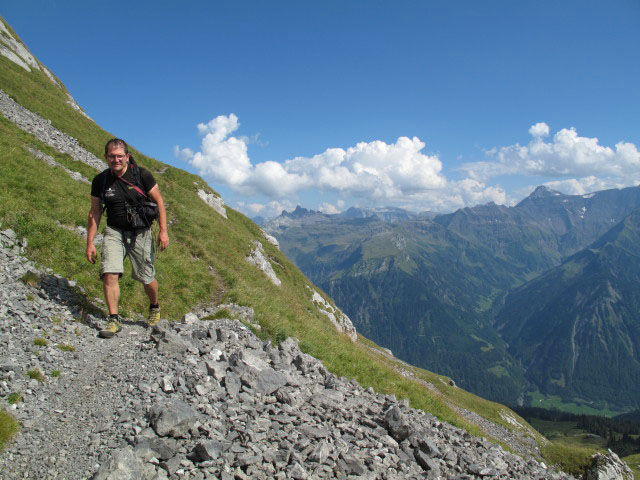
[117,175,148,198]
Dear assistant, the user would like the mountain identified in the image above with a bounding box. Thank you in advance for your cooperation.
[267,211,531,403]
[0,14,581,475]
[495,210,640,410]
[266,184,640,410]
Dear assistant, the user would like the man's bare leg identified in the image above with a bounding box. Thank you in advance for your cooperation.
[103,273,120,315]
[144,279,159,305]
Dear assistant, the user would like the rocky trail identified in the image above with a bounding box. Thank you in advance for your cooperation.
[0,228,629,479]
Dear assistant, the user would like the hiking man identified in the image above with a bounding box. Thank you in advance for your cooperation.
[86,138,169,338]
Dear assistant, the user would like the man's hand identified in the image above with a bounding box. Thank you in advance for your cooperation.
[157,230,169,250]
[147,185,169,251]
[87,243,97,264]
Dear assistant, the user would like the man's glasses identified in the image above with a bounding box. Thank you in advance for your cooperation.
[106,154,127,161]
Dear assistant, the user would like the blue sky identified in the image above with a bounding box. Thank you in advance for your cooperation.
[2,1,639,218]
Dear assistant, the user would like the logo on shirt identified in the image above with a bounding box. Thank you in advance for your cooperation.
[105,187,116,198]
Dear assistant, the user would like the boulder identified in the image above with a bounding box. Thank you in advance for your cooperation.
[149,400,199,438]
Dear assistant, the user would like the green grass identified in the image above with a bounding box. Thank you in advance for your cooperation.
[541,441,595,477]
[623,453,640,479]
[6,393,22,405]
[50,370,61,378]
[56,344,76,352]
[529,419,605,449]
[19,271,39,287]
[33,337,48,347]
[527,391,623,417]
[0,409,19,451]
[0,42,598,472]
[26,369,45,382]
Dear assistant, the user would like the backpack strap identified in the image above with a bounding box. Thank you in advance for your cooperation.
[122,155,149,198]
[116,174,148,198]
[100,168,110,213]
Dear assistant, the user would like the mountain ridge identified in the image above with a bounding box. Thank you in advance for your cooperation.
[266,181,640,411]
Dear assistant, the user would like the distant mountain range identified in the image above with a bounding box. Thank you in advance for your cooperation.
[265,185,640,410]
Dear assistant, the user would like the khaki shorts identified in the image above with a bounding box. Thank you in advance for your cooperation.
[100,226,156,284]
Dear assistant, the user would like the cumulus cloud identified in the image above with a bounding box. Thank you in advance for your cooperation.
[396,179,509,212]
[528,122,550,138]
[178,115,639,216]
[176,115,448,203]
[175,114,253,187]
[318,202,343,214]
[461,123,640,184]
[540,176,629,196]
[237,200,296,219]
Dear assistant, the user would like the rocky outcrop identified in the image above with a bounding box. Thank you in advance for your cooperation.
[0,89,104,171]
[0,227,579,479]
[26,146,90,184]
[0,17,91,117]
[197,189,227,219]
[0,18,44,74]
[260,228,280,249]
[584,450,633,480]
[246,240,281,286]
[308,286,357,341]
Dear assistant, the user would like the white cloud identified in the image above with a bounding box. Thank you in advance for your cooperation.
[318,202,342,214]
[175,113,252,186]
[176,115,448,203]
[541,176,630,196]
[237,200,295,219]
[460,124,640,193]
[178,116,639,215]
[396,179,510,212]
[529,122,550,138]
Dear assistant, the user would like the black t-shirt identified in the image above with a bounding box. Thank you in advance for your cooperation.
[91,165,157,230]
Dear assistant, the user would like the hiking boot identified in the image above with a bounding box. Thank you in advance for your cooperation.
[147,306,161,327]
[99,318,122,338]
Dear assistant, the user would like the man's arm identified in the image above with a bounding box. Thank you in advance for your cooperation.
[147,185,169,250]
[87,196,102,263]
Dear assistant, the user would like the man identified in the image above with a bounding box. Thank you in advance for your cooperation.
[86,138,169,338]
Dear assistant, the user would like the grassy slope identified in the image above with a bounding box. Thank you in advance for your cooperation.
[624,453,640,479]
[0,19,596,474]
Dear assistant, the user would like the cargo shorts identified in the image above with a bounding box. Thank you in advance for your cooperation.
[100,225,156,284]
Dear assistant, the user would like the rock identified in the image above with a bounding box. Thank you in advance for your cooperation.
[384,405,414,442]
[194,440,226,461]
[245,241,281,286]
[91,447,144,480]
[414,450,440,473]
[152,330,191,355]
[196,189,227,218]
[584,449,633,480]
[417,436,442,458]
[253,368,288,395]
[149,400,199,438]
[134,438,177,461]
[182,312,199,324]
[307,440,331,463]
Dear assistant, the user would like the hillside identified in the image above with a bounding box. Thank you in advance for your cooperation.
[0,15,600,478]
[266,184,640,411]
[496,210,640,410]
[266,207,531,403]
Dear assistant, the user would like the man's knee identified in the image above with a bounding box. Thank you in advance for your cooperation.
[102,272,120,285]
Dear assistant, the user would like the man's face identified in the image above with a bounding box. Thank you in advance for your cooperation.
[105,145,129,176]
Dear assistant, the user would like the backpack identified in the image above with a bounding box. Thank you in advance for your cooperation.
[100,155,159,228]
